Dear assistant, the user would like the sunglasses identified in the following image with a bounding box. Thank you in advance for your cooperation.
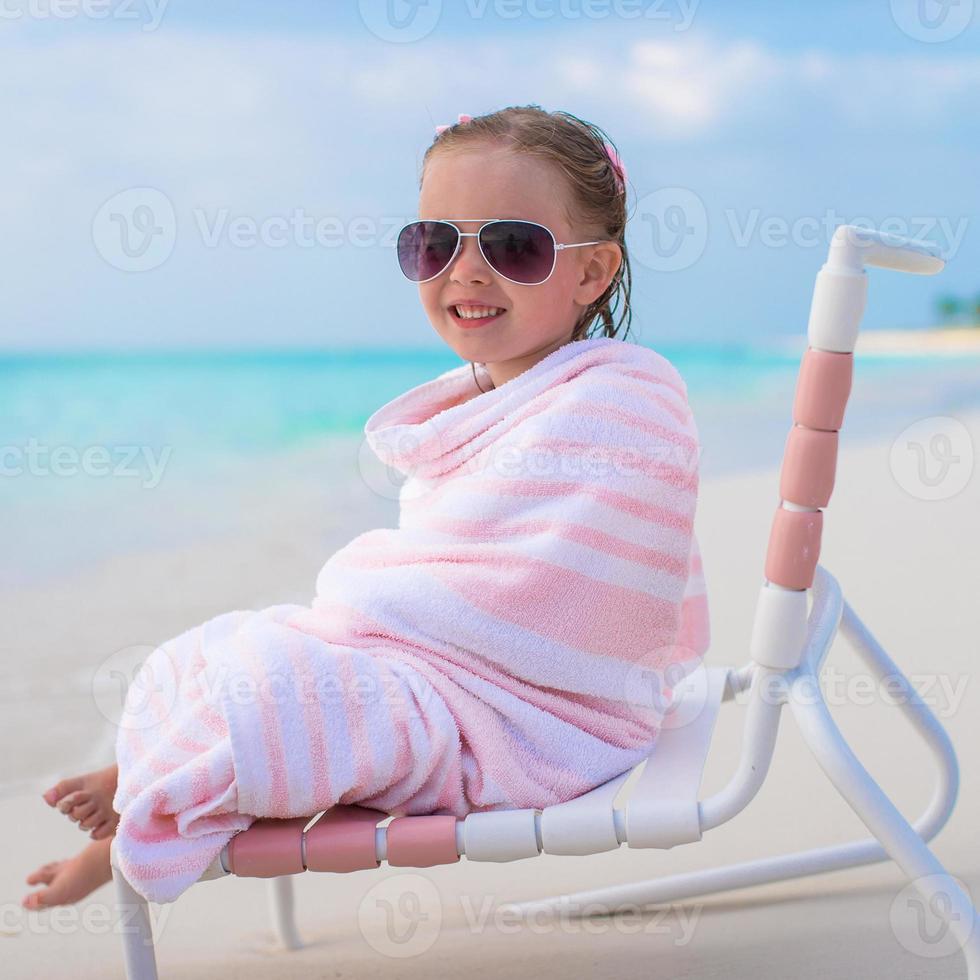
[395,218,610,286]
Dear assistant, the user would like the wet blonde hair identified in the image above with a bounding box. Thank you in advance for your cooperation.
[420,104,633,345]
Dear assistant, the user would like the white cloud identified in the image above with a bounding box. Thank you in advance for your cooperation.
[602,35,980,139]
[623,38,782,136]
[0,25,976,346]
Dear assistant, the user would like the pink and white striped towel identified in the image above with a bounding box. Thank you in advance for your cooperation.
[112,335,710,902]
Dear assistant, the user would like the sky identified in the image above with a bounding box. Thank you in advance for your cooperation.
[1,0,978,350]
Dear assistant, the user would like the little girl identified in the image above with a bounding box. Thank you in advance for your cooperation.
[24,104,710,909]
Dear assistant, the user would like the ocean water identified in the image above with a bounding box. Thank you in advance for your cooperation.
[3,341,979,587]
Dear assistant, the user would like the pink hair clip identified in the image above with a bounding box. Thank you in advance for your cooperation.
[603,141,628,194]
[435,113,473,135]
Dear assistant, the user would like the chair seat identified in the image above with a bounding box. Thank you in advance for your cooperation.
[210,664,731,881]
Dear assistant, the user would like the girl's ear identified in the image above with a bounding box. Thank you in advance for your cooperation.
[575,242,622,306]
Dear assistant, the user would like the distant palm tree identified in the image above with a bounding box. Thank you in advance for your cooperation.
[935,295,961,324]
[932,294,980,329]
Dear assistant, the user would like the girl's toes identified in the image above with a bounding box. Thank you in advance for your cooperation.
[44,777,83,807]
[89,821,112,841]
[77,808,107,832]
[25,861,62,886]
[57,790,88,815]
[73,802,100,829]
[98,816,120,839]
[90,811,120,839]
[23,885,63,910]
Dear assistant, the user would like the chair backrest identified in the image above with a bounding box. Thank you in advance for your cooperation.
[536,663,730,855]
[751,225,946,671]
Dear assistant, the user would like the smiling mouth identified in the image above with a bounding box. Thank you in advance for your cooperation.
[449,307,506,326]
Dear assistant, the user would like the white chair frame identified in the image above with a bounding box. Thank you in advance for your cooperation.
[109,226,979,978]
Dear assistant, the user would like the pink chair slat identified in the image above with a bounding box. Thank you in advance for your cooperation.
[792,348,853,431]
[305,804,386,873]
[764,507,823,590]
[779,426,839,508]
[385,814,460,868]
[226,816,308,878]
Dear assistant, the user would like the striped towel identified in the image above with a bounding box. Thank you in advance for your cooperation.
[112,335,710,902]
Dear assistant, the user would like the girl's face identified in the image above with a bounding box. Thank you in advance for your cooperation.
[416,144,621,389]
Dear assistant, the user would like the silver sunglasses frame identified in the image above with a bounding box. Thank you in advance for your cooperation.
[396,218,610,286]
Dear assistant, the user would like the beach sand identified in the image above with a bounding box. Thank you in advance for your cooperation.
[3,410,978,979]
[855,326,980,356]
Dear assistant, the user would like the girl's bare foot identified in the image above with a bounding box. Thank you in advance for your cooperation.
[42,763,120,840]
[22,835,114,909]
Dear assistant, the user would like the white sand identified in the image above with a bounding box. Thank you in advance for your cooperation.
[3,411,978,979]
[855,326,980,355]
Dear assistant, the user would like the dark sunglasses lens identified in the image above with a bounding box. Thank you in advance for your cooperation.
[397,221,458,282]
[479,221,554,284]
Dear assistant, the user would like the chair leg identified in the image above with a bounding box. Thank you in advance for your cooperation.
[110,838,160,980]
[267,875,304,950]
[790,676,980,979]
[502,603,969,938]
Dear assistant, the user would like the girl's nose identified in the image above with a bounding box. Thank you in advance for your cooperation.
[449,234,492,284]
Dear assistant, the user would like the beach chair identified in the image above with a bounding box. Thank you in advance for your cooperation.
[109,224,980,979]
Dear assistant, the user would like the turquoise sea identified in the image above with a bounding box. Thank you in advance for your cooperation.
[3,341,979,587]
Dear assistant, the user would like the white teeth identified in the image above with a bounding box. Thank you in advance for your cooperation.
[455,306,502,319]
